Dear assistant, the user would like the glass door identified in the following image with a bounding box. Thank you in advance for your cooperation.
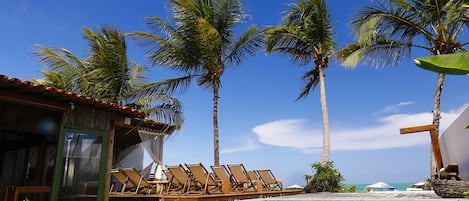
[58,130,106,201]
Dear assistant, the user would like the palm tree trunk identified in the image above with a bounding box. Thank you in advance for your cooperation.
[318,65,330,164]
[431,72,445,176]
[213,82,220,166]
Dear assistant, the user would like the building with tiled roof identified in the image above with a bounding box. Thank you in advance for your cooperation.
[0,74,176,201]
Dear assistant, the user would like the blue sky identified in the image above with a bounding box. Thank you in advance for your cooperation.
[2,0,469,187]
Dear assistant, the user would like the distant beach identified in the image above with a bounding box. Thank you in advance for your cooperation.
[348,182,414,192]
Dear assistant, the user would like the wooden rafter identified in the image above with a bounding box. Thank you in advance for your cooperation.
[400,124,443,174]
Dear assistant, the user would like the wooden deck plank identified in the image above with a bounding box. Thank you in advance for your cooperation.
[109,190,303,201]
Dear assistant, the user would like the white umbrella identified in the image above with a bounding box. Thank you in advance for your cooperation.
[285,184,303,190]
[365,182,395,191]
[411,181,425,188]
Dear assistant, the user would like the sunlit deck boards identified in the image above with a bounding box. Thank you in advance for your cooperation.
[109,190,303,201]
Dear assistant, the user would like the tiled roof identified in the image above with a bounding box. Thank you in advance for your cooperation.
[0,74,148,117]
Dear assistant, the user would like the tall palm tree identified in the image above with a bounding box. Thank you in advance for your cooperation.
[338,0,469,174]
[264,0,335,163]
[131,0,264,165]
[33,26,184,127]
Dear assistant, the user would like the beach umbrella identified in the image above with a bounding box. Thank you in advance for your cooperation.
[411,181,425,188]
[365,182,395,191]
[285,184,304,190]
[414,52,469,75]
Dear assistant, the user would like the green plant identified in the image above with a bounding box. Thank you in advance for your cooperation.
[464,191,469,198]
[341,184,356,192]
[305,161,344,192]
[424,178,432,190]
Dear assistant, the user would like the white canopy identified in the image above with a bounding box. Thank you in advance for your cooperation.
[411,181,425,188]
[365,182,395,191]
[285,184,303,190]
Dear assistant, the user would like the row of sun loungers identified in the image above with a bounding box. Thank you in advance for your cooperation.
[110,163,283,195]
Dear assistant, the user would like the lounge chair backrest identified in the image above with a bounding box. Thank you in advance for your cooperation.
[164,169,178,185]
[166,164,190,185]
[122,167,151,187]
[111,168,136,188]
[227,164,251,183]
[185,163,217,186]
[211,165,232,181]
[247,170,259,181]
[256,169,282,190]
[256,169,276,184]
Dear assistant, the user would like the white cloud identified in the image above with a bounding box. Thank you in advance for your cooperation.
[252,104,467,153]
[221,137,258,154]
[380,101,415,113]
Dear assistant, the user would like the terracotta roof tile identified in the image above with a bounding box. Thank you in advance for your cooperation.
[0,74,147,117]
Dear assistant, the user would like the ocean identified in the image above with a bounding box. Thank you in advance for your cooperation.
[346,182,415,192]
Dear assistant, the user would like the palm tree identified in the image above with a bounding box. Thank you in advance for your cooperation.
[131,0,264,165]
[339,0,469,174]
[33,26,184,127]
[264,0,335,163]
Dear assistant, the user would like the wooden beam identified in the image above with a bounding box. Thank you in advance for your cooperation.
[0,90,69,111]
[400,124,435,134]
[400,124,443,175]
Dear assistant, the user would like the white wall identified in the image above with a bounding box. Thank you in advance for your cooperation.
[440,106,469,180]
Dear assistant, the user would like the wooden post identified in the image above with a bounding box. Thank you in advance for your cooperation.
[400,124,443,176]
[103,120,115,201]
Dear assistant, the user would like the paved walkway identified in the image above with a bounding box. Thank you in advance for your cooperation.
[249,191,465,200]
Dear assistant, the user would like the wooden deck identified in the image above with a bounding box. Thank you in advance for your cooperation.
[109,190,303,201]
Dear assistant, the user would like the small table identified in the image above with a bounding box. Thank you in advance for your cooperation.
[148,180,169,194]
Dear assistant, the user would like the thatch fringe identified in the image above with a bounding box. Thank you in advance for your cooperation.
[63,105,111,130]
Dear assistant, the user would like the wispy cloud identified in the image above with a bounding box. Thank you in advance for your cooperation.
[380,101,415,113]
[252,104,466,153]
[221,137,258,154]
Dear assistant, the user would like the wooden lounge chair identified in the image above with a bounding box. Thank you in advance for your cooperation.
[247,170,259,182]
[110,168,154,194]
[110,168,138,193]
[256,169,283,191]
[166,164,198,194]
[121,167,154,194]
[227,164,257,192]
[185,163,223,194]
[163,169,182,193]
[211,164,236,193]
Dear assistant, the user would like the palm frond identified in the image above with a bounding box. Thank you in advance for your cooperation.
[339,37,412,68]
[225,25,264,64]
[136,75,192,100]
[34,45,91,93]
[135,94,184,128]
[297,66,320,100]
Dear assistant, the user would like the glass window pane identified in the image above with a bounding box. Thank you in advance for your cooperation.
[59,132,102,201]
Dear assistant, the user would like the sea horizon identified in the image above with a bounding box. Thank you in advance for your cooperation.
[345,182,416,192]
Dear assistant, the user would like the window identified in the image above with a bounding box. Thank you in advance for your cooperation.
[58,131,104,201]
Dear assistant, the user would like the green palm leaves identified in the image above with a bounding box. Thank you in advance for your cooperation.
[33,26,184,127]
[131,0,264,165]
[339,0,469,142]
[264,0,334,163]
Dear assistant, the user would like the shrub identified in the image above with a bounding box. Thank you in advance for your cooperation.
[341,184,356,192]
[304,161,344,193]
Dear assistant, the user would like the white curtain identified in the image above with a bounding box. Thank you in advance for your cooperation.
[138,128,165,179]
[115,144,144,171]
